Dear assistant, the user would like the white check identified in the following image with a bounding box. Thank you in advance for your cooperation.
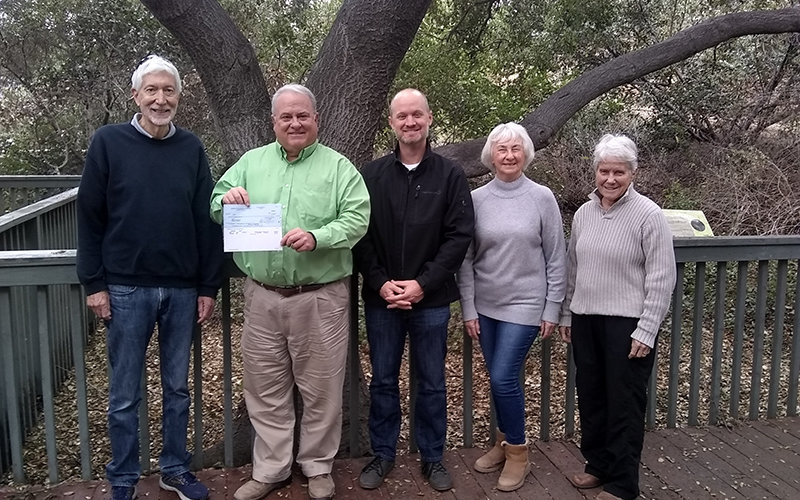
[223,204,283,252]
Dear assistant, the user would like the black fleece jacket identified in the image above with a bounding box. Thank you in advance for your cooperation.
[354,144,474,308]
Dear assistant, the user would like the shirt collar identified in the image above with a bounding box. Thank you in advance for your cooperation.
[589,184,636,207]
[130,113,176,139]
[280,140,319,162]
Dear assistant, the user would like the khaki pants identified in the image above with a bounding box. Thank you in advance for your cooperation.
[241,277,350,482]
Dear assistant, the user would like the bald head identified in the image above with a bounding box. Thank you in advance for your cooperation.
[388,88,433,147]
[389,88,430,116]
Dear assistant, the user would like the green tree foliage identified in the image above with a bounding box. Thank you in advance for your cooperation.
[0,0,182,174]
[1,0,798,192]
[220,0,342,87]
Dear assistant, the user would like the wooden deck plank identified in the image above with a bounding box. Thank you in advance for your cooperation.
[447,448,504,500]
[454,447,525,499]
[642,429,743,499]
[671,428,774,499]
[4,418,800,500]
[752,419,800,455]
[532,440,591,499]
[705,424,800,499]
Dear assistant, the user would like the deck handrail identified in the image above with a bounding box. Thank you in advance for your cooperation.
[1,240,798,484]
[0,176,81,214]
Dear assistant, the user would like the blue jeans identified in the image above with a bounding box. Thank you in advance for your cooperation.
[478,314,539,445]
[364,305,450,462]
[105,285,197,487]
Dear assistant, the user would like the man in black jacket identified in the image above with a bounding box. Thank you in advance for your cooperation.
[354,88,474,492]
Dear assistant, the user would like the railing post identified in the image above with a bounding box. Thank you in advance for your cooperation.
[539,337,551,442]
[462,333,473,448]
[750,261,769,420]
[1,287,26,482]
[565,344,576,437]
[688,262,706,426]
[36,286,58,484]
[192,322,204,469]
[69,284,92,479]
[221,280,235,466]
[709,262,728,426]
[667,263,685,428]
[788,260,800,417]
[768,260,788,418]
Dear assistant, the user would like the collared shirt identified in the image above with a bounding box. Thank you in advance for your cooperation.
[130,113,176,139]
[210,140,370,286]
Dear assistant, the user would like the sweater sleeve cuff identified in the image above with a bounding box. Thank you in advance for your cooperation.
[542,300,562,324]
[460,300,478,322]
[559,310,572,327]
[84,281,107,296]
[631,328,657,349]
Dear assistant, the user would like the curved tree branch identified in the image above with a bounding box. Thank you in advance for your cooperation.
[438,7,800,177]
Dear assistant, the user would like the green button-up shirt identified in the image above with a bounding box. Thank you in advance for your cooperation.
[210,141,370,286]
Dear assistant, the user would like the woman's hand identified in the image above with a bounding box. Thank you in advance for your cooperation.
[464,319,480,341]
[629,339,651,359]
[558,326,571,343]
[540,320,557,339]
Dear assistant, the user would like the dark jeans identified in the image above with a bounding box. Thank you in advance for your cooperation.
[478,314,539,444]
[572,314,655,500]
[105,285,196,487]
[364,304,450,462]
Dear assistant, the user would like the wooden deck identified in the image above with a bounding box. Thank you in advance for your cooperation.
[3,417,799,499]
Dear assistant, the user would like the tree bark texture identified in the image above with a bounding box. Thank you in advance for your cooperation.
[305,0,433,167]
[141,0,273,166]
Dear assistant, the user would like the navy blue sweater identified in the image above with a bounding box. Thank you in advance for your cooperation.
[77,122,223,297]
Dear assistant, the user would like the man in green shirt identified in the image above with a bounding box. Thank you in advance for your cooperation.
[210,84,370,500]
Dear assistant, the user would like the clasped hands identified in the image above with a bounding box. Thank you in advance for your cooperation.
[380,280,424,310]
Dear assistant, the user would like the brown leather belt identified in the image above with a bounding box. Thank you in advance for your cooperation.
[253,280,326,298]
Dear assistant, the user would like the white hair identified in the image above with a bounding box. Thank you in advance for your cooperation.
[131,55,181,93]
[271,84,317,114]
[480,123,535,171]
[593,133,638,171]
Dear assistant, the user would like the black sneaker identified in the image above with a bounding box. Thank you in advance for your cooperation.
[359,456,395,489]
[422,461,452,491]
[111,485,137,500]
[159,471,209,500]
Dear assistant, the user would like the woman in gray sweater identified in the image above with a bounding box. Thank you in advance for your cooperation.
[559,134,676,500]
[457,122,566,492]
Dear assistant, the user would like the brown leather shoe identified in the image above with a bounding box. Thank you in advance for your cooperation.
[596,490,624,500]
[568,472,602,489]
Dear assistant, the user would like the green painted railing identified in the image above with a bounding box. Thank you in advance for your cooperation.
[0,179,798,486]
[0,176,81,215]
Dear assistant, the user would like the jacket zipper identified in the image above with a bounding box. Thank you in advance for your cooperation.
[400,171,414,275]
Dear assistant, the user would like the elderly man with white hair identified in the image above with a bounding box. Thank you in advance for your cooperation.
[559,134,676,500]
[77,55,223,500]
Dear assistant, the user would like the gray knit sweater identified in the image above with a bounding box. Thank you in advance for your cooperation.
[457,175,567,326]
[560,186,677,348]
